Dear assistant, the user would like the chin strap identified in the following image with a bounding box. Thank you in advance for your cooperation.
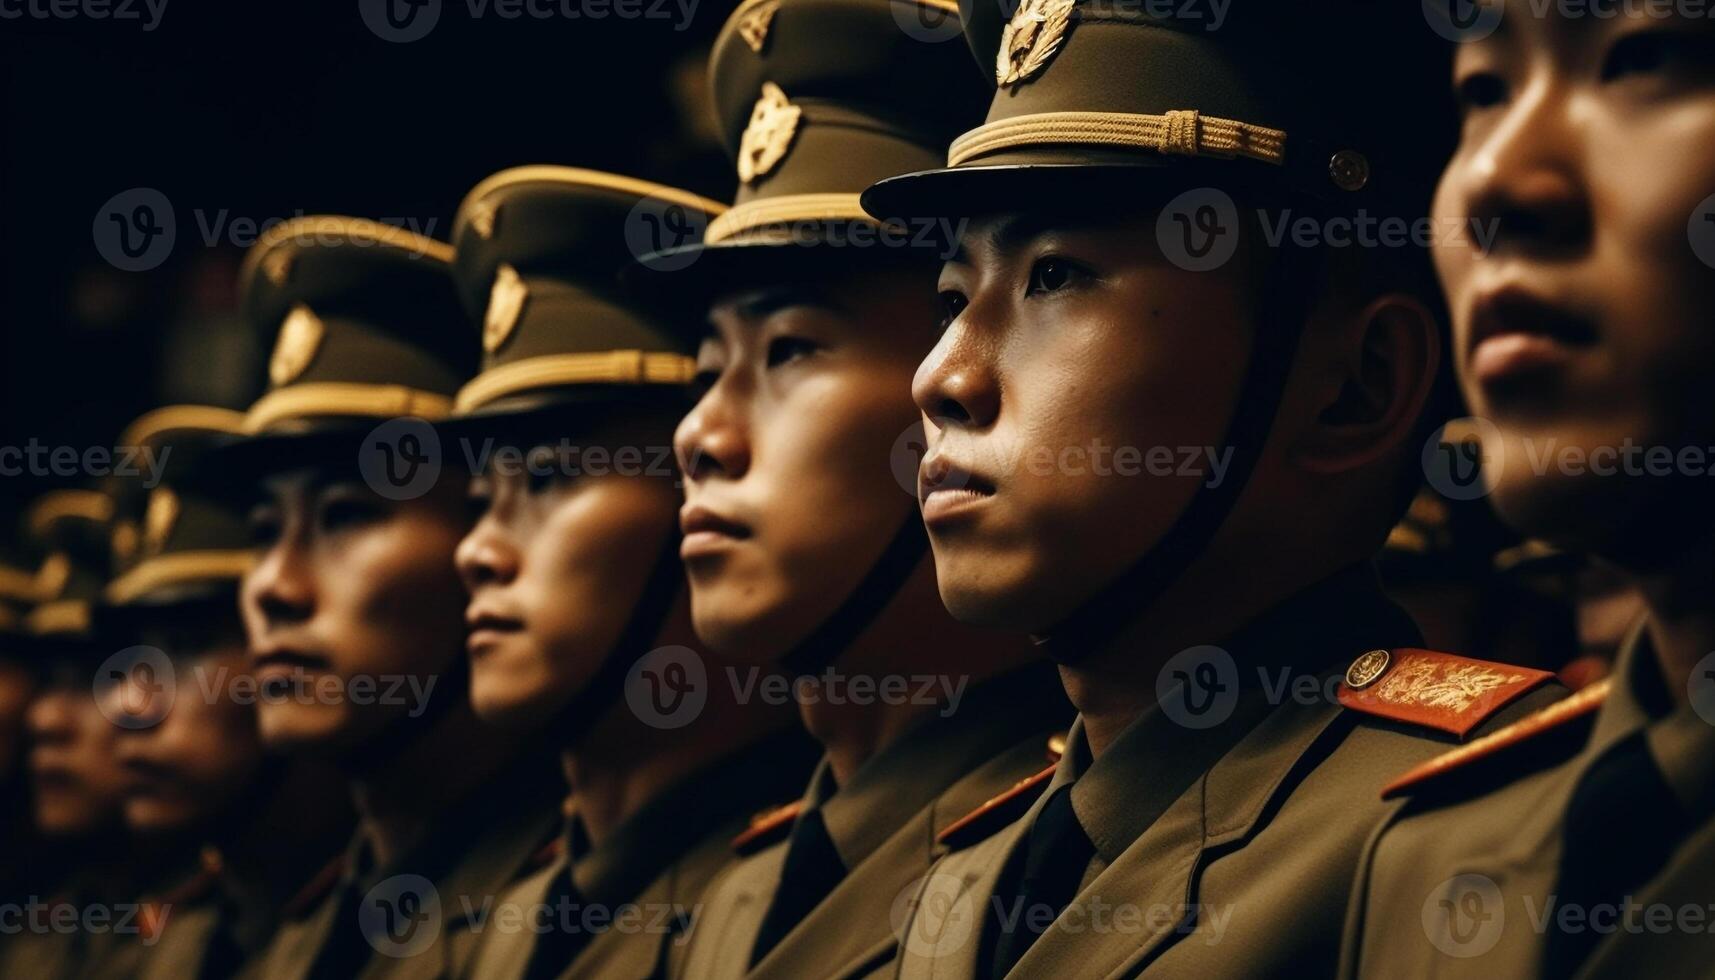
[1035,233,1321,664]
[554,530,687,745]
[778,511,930,678]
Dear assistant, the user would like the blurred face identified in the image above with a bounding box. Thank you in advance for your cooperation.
[455,420,682,726]
[1436,11,1715,559]
[675,266,936,660]
[0,652,35,784]
[102,617,264,835]
[26,659,127,837]
[240,470,470,757]
[914,211,1258,630]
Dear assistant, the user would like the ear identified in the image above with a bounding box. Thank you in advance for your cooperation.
[1295,293,1440,476]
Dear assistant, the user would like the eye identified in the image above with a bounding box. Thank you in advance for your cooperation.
[1454,72,1506,111]
[1603,31,1672,81]
[247,506,282,548]
[937,290,968,330]
[766,336,820,367]
[466,476,493,519]
[524,446,566,496]
[1026,257,1083,295]
[316,493,382,533]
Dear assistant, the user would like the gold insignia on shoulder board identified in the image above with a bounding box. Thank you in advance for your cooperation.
[484,264,529,354]
[1345,649,1391,690]
[468,198,499,240]
[269,304,325,387]
[736,0,778,52]
[143,487,179,556]
[1375,659,1525,713]
[737,82,801,185]
[997,0,1075,87]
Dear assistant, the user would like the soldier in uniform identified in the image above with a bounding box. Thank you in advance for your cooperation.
[649,1,1072,977]
[1341,4,1715,976]
[444,166,816,979]
[858,2,1567,975]
[95,406,352,979]
[0,525,46,908]
[3,490,144,980]
[224,217,565,979]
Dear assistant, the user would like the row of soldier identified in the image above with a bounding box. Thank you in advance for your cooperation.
[0,0,1709,977]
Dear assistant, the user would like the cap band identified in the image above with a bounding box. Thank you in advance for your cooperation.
[947,109,1287,169]
[243,383,455,434]
[454,350,696,414]
[0,566,37,604]
[705,193,876,244]
[106,551,255,606]
[119,405,245,449]
[27,600,91,637]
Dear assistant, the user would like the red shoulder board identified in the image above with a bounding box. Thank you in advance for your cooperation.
[281,854,345,920]
[936,763,1057,851]
[1337,647,1554,739]
[138,847,224,941]
[731,801,803,856]
[1381,677,1610,800]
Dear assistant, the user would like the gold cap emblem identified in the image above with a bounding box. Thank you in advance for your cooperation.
[111,520,140,568]
[260,249,294,286]
[737,82,802,185]
[483,264,529,354]
[735,0,778,52]
[143,487,179,556]
[1345,649,1392,690]
[269,304,325,387]
[468,198,499,240]
[997,0,1074,87]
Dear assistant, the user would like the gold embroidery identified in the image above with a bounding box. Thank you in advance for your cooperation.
[997,0,1074,87]
[737,82,801,184]
[1373,659,1526,713]
[269,304,325,387]
[484,264,528,354]
[143,487,179,556]
[736,0,778,52]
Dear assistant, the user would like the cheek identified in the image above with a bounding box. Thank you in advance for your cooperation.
[525,486,676,649]
[326,526,466,673]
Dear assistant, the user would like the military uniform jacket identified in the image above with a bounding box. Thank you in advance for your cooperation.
[459,729,817,980]
[132,848,284,980]
[675,663,1073,980]
[250,752,563,980]
[892,566,1563,979]
[1341,621,1715,979]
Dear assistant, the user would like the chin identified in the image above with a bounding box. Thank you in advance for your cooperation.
[33,799,95,838]
[930,542,1059,632]
[123,800,196,836]
[255,702,356,756]
[687,579,800,664]
[468,674,559,729]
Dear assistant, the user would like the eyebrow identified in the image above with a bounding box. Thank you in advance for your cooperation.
[704,282,838,334]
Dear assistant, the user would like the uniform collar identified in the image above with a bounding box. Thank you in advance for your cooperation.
[568,728,818,908]
[811,660,1070,868]
[1606,622,1715,823]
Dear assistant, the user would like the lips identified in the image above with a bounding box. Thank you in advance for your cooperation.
[1467,285,1597,385]
[249,645,328,684]
[465,607,524,657]
[919,453,996,525]
[679,504,752,559]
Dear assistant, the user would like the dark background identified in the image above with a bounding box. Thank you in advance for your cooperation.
[0,0,738,516]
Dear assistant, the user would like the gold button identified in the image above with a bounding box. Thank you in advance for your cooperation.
[1329,150,1371,192]
[1345,649,1392,690]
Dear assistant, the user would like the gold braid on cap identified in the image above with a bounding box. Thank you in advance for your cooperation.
[947,109,1287,168]
[106,551,256,606]
[704,193,878,244]
[454,350,696,413]
[242,383,455,434]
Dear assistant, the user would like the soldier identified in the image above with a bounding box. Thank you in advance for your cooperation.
[223,217,565,979]
[858,2,1566,975]
[2,490,143,980]
[95,406,352,979]
[1341,4,1715,976]
[645,1,1072,977]
[444,166,816,979]
[0,525,45,907]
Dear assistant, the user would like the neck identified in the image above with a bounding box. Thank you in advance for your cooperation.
[1631,543,1715,708]
[223,758,353,905]
[347,701,519,868]
[800,557,1041,786]
[563,593,790,846]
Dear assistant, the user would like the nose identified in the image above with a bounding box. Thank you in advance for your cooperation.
[912,311,1000,431]
[241,538,314,640]
[1455,81,1591,260]
[676,379,751,485]
[455,512,520,592]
